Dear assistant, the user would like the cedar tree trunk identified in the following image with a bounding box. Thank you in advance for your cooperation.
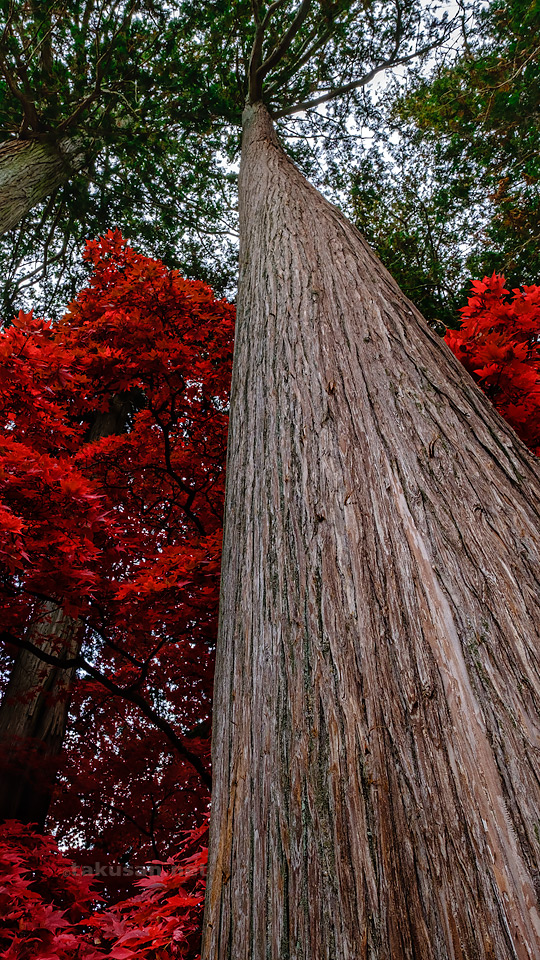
[0,397,132,828]
[0,136,86,235]
[202,103,540,960]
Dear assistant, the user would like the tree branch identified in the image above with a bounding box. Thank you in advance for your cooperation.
[0,630,212,790]
[257,0,312,83]
[273,37,448,118]
[248,1,265,102]
[261,0,290,30]
[55,1,136,134]
[0,61,41,132]
[265,24,332,99]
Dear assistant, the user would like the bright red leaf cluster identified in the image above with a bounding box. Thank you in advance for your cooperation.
[0,820,102,960]
[87,820,208,959]
[445,273,540,455]
[0,231,234,957]
[1,228,234,632]
[0,231,234,860]
[0,819,208,960]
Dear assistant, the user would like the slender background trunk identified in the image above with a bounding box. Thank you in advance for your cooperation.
[203,103,540,960]
[0,604,80,828]
[0,137,86,235]
[0,397,132,828]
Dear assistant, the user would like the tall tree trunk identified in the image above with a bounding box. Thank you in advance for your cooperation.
[0,137,86,235]
[0,397,132,828]
[202,103,540,960]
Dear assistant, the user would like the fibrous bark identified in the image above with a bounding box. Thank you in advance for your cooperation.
[203,103,540,960]
[0,603,80,827]
[0,397,133,828]
[0,136,86,235]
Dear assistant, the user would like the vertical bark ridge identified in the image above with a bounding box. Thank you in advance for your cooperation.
[203,102,540,960]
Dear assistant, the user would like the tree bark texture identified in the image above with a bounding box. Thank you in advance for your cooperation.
[202,103,540,960]
[0,603,80,827]
[0,398,133,827]
[0,136,86,235]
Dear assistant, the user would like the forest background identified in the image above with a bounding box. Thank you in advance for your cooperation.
[0,0,539,957]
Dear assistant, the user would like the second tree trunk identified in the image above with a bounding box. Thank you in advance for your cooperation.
[0,137,86,235]
[0,397,133,828]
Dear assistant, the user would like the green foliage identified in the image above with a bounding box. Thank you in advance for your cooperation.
[0,135,239,319]
[353,0,540,326]
[0,0,241,315]
[351,135,475,329]
[406,0,540,276]
[0,0,451,317]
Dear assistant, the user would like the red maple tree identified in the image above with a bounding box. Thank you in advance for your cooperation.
[0,231,234,958]
[0,818,207,959]
[445,274,540,455]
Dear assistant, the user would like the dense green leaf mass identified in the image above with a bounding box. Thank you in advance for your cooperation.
[351,137,474,330]
[0,0,449,316]
[0,0,242,314]
[351,0,540,326]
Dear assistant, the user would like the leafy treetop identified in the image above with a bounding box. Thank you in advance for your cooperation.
[0,0,452,316]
